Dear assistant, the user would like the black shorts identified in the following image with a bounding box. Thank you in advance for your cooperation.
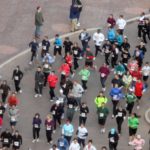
[85,61,93,67]
[143,76,149,82]
[98,118,106,125]
[10,121,16,126]
[129,127,137,136]
[136,96,142,100]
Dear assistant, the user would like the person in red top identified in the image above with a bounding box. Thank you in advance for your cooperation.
[107,14,116,27]
[134,79,144,109]
[8,92,18,107]
[47,71,58,102]
[59,63,70,84]
[65,52,74,77]
[99,63,110,91]
[0,117,3,132]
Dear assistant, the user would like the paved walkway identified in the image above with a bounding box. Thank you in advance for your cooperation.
[0,22,150,150]
[0,0,150,63]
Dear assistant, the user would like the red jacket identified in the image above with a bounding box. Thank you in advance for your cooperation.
[65,55,73,67]
[135,81,143,97]
[130,70,142,81]
[0,117,3,126]
[8,95,18,107]
[59,63,70,76]
[47,74,58,88]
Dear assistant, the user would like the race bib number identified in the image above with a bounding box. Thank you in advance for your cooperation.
[113,95,118,100]
[61,71,66,75]
[52,111,56,115]
[74,51,78,55]
[101,73,105,77]
[34,124,39,128]
[47,126,51,130]
[14,76,19,80]
[69,104,73,108]
[43,46,46,50]
[118,112,122,117]
[81,113,86,117]
[56,46,59,48]
[4,138,8,143]
[14,141,19,146]
[100,113,104,117]
[110,137,114,143]
[44,64,49,68]
[59,142,64,147]
[0,110,3,114]
[11,116,16,122]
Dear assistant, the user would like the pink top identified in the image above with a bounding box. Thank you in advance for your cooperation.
[130,139,145,150]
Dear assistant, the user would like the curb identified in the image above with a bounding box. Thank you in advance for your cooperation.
[0,13,150,69]
[145,108,150,124]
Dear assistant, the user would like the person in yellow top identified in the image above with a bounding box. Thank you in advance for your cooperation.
[95,91,108,108]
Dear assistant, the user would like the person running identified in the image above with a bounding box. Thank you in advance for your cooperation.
[62,120,74,145]
[34,66,45,98]
[29,38,39,65]
[57,135,69,150]
[53,34,62,58]
[93,29,105,57]
[32,113,42,143]
[42,59,51,87]
[12,130,22,150]
[63,37,73,57]
[97,103,109,133]
[95,91,108,108]
[0,102,6,119]
[79,66,90,91]
[109,84,124,118]
[35,6,44,38]
[116,15,126,35]
[41,36,50,58]
[66,94,78,122]
[48,71,58,101]
[107,14,116,27]
[12,66,23,94]
[128,134,145,150]
[8,105,19,133]
[79,102,89,125]
[99,63,110,91]
[0,80,11,104]
[72,42,81,70]
[76,124,88,147]
[114,61,126,77]
[71,80,84,108]
[1,129,12,150]
[142,19,150,44]
[108,128,119,150]
[122,71,132,91]
[125,90,137,115]
[79,29,91,57]
[69,138,80,150]
[128,113,139,142]
[45,114,54,144]
[50,100,63,132]
[115,106,126,134]
[84,139,97,150]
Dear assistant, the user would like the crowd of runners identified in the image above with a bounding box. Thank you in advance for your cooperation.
[0,0,150,150]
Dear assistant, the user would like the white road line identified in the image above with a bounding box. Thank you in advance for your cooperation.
[0,14,150,69]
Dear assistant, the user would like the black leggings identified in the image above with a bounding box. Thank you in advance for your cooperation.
[46,130,52,142]
[53,116,61,130]
[33,127,40,139]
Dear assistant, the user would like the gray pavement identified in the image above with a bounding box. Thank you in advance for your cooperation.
[0,0,150,64]
[0,22,150,150]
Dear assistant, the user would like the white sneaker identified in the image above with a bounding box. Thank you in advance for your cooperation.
[36,138,39,142]
[137,105,140,109]
[77,22,80,26]
[32,139,36,143]
[34,94,38,98]
[102,87,106,91]
[50,99,54,102]
[39,94,42,97]
[112,115,114,118]
[50,141,53,144]
[102,128,105,133]
[53,130,56,134]
[29,61,33,65]
[19,90,22,93]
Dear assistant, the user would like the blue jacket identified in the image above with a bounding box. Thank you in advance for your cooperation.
[116,35,123,46]
[109,88,123,100]
[54,38,62,47]
[107,28,116,42]
[69,5,79,19]
[57,137,69,150]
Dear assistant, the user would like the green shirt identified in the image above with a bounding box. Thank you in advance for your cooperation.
[97,107,109,119]
[79,69,90,81]
[125,93,137,103]
[128,117,139,129]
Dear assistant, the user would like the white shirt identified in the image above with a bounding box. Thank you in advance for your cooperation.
[84,145,97,150]
[69,142,80,150]
[93,32,105,46]
[116,18,126,29]
[72,83,84,98]
[142,65,150,76]
[49,148,59,150]
[77,127,88,139]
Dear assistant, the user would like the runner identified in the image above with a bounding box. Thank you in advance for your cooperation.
[57,135,69,150]
[32,113,42,143]
[12,130,22,150]
[63,37,73,57]
[41,36,50,58]
[84,139,97,150]
[69,138,80,150]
